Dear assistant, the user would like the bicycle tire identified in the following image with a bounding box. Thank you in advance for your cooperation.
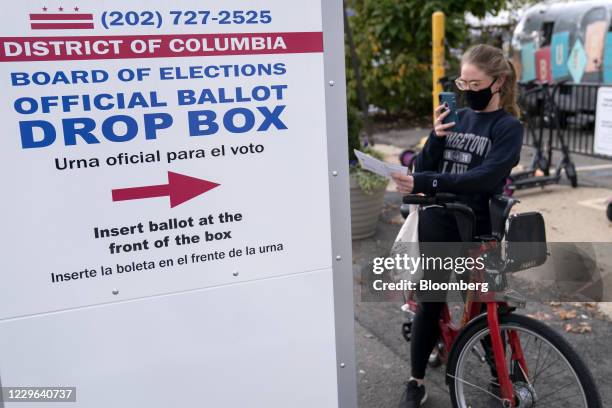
[399,149,415,168]
[447,313,601,408]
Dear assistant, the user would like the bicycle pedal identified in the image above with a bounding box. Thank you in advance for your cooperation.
[402,322,412,342]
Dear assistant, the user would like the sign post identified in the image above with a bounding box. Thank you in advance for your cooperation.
[0,1,356,407]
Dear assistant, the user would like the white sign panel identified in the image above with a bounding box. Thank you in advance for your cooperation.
[0,2,358,407]
[0,1,332,319]
[595,86,612,156]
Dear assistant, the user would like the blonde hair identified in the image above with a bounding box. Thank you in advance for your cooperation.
[462,44,520,117]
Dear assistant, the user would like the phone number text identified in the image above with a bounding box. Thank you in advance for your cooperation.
[100,10,272,29]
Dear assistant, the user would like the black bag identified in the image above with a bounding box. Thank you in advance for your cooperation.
[505,212,547,272]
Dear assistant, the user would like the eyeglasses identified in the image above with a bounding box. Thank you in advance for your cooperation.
[454,78,496,92]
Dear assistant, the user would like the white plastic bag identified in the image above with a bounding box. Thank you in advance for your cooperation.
[395,204,419,243]
[389,205,423,283]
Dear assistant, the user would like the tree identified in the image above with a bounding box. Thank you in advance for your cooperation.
[346,0,509,118]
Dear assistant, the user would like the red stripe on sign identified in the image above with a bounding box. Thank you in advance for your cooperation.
[29,13,94,20]
[30,23,94,30]
[0,32,323,62]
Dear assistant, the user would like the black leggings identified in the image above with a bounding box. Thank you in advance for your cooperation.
[410,207,462,378]
[410,207,491,378]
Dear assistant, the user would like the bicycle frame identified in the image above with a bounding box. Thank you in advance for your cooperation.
[403,241,529,407]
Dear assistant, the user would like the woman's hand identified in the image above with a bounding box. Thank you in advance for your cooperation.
[433,103,456,137]
[391,172,414,194]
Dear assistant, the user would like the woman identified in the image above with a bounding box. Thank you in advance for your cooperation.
[391,44,523,408]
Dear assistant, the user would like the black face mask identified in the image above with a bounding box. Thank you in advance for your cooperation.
[465,77,497,111]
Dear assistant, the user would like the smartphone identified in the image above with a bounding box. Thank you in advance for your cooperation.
[438,92,458,131]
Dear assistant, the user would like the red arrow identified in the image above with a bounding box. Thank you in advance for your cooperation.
[112,171,220,208]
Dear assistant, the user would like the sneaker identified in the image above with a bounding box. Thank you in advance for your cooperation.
[399,379,428,408]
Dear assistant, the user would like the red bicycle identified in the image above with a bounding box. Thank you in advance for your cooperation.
[399,193,601,408]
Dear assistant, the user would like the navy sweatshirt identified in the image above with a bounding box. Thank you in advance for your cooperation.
[413,107,523,232]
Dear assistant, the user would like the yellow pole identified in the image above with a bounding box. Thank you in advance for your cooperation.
[432,11,445,116]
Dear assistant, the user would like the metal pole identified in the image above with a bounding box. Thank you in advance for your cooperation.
[432,11,446,116]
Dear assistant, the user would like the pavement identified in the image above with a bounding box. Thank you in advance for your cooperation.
[352,127,612,407]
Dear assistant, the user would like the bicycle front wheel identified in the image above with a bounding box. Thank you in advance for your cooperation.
[447,313,601,408]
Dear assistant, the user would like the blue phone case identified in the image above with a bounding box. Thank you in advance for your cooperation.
[439,92,458,130]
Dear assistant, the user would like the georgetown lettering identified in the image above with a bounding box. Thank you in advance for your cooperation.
[445,132,491,156]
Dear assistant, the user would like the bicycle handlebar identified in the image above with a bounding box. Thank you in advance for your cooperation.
[402,193,476,242]
[520,85,544,98]
[402,193,458,205]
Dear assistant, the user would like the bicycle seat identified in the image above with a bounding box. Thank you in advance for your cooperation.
[489,195,520,241]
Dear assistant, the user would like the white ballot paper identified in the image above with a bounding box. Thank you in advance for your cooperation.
[354,149,409,179]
